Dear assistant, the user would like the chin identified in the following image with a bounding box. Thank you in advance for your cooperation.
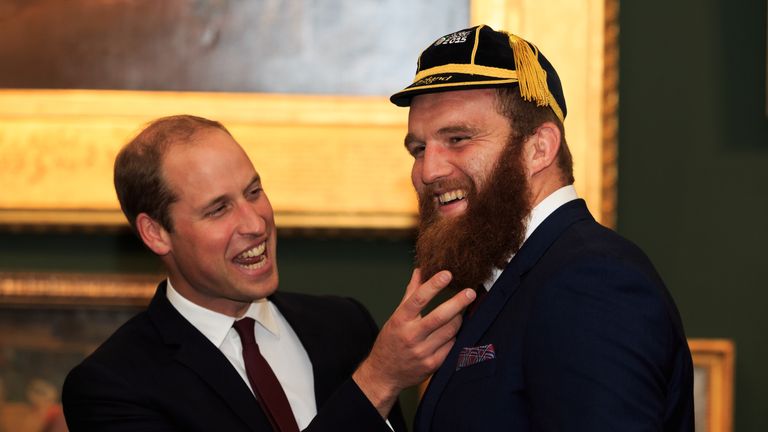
[257,274,279,298]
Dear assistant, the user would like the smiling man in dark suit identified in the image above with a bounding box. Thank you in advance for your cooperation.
[62,115,476,432]
[390,25,695,431]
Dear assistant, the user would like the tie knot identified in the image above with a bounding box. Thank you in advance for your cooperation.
[233,317,257,344]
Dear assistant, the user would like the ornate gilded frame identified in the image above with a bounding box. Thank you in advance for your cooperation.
[689,339,735,432]
[0,272,158,307]
[0,0,617,232]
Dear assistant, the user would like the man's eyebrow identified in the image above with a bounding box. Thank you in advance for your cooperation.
[404,133,420,148]
[200,175,261,211]
[201,194,228,212]
[404,124,482,149]
[436,124,479,136]
[243,175,261,193]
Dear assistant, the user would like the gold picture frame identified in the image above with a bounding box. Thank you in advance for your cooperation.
[0,0,617,231]
[0,271,157,307]
[689,338,735,432]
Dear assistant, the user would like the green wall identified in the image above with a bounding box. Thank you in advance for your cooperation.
[619,1,768,430]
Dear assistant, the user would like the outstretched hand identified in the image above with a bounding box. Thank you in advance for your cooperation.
[352,269,476,417]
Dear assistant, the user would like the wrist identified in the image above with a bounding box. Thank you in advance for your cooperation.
[352,359,399,418]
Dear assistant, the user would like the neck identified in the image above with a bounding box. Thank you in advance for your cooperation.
[528,173,568,208]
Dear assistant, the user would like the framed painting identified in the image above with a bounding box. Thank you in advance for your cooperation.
[689,338,735,432]
[0,0,618,232]
[0,272,157,432]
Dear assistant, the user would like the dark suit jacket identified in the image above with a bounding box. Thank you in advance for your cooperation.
[416,199,694,431]
[63,282,406,432]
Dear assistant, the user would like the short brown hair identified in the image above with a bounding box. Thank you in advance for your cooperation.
[114,115,231,233]
[494,87,574,184]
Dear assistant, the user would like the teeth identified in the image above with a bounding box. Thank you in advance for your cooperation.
[240,260,267,270]
[235,242,267,270]
[438,189,466,204]
[238,242,266,259]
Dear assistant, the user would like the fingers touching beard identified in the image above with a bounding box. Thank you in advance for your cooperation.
[415,137,531,292]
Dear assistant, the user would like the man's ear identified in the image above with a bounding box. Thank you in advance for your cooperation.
[524,122,562,177]
[136,213,171,256]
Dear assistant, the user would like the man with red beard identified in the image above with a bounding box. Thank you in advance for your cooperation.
[391,25,694,431]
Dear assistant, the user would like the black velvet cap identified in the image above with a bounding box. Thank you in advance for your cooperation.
[390,25,567,122]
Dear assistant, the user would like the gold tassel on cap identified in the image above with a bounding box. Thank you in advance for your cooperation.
[505,32,549,107]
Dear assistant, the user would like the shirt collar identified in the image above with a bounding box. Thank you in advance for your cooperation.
[484,185,579,290]
[247,300,281,337]
[165,279,281,348]
[524,184,579,242]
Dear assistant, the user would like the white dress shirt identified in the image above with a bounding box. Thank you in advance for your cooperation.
[166,281,317,430]
[483,185,579,291]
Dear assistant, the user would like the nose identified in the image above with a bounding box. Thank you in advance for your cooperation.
[419,144,453,184]
[236,201,266,235]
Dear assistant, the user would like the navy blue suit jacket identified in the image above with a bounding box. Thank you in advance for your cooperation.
[416,199,694,431]
[63,283,406,432]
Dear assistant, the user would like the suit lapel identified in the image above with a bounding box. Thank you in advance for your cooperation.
[148,282,271,431]
[269,294,332,407]
[414,259,524,432]
[416,199,593,431]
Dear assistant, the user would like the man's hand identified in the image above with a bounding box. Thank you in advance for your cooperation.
[352,269,476,417]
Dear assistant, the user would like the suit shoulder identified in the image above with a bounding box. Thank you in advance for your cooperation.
[530,218,688,343]
[539,219,669,301]
[558,218,662,276]
[68,310,162,374]
[272,291,373,319]
[63,310,164,405]
[271,291,379,336]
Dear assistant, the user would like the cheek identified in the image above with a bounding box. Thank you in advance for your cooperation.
[467,152,502,189]
[411,161,428,192]
[182,226,231,258]
[412,179,430,202]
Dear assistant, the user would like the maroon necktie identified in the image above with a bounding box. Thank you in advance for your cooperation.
[233,318,300,432]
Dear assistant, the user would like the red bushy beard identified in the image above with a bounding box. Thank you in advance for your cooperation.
[414,136,531,291]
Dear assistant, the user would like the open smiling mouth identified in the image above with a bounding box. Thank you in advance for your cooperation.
[438,189,467,206]
[233,241,267,270]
